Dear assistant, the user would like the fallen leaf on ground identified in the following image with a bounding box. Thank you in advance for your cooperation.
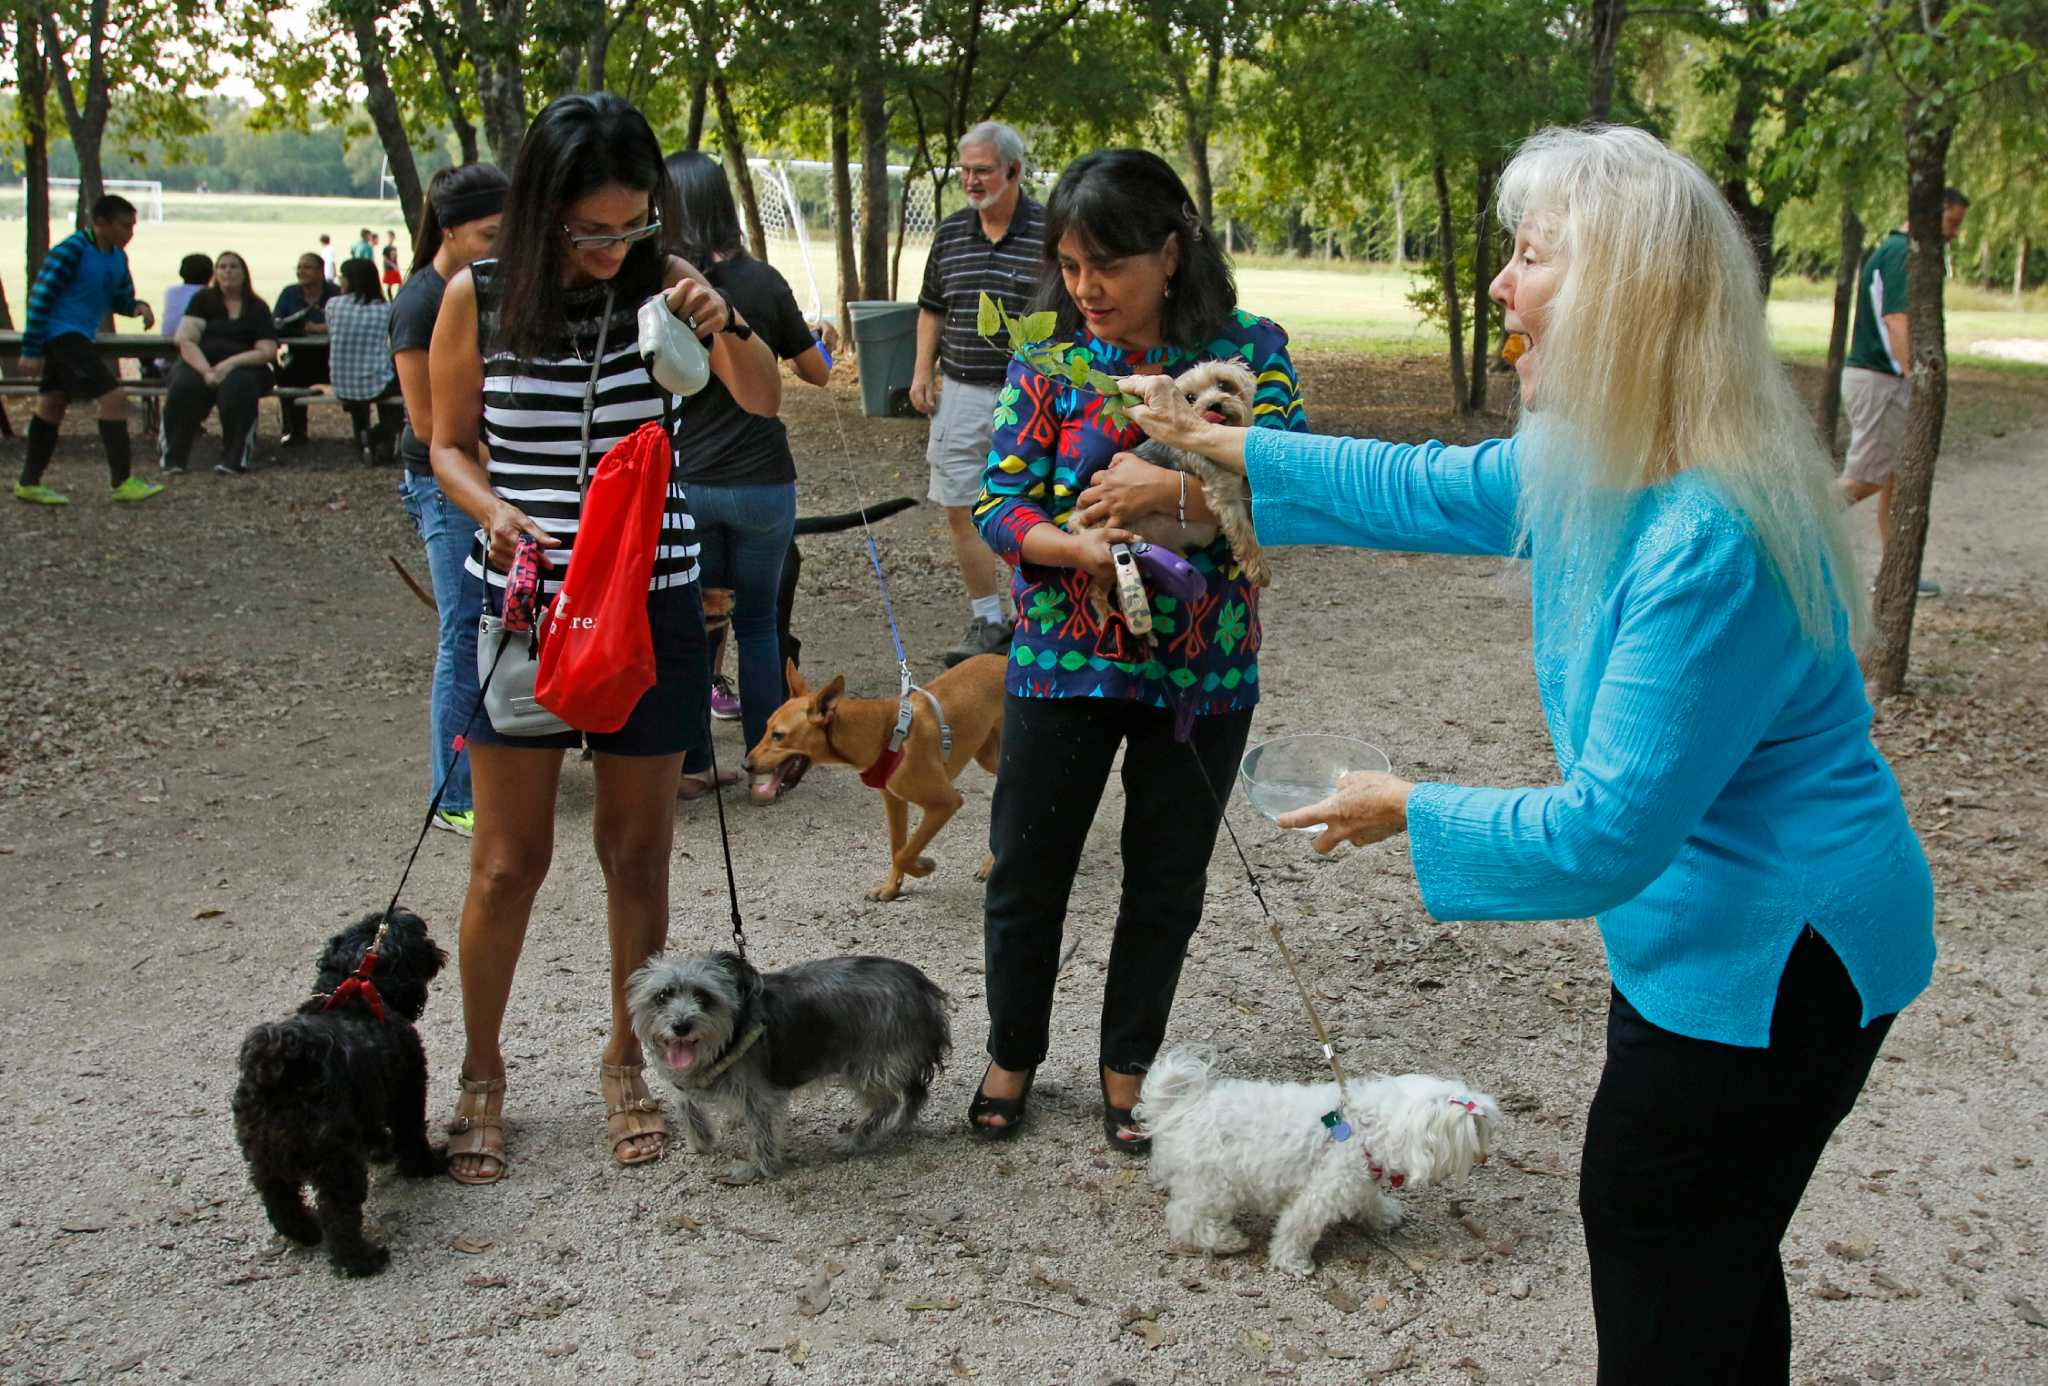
[450,1235,493,1255]
[192,907,224,919]
[906,1297,960,1312]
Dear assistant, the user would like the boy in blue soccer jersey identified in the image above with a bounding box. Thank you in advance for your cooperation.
[14,194,161,505]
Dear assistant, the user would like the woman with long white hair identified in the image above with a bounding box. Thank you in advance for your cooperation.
[1104,125,1935,1382]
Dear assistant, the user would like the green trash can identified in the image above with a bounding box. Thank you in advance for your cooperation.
[848,300,922,418]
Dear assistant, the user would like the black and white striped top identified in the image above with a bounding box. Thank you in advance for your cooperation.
[463,259,698,596]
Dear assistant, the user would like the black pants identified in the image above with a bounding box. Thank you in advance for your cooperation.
[982,694,1254,1074]
[161,362,273,472]
[275,347,329,438]
[343,398,403,458]
[1580,928,1894,1385]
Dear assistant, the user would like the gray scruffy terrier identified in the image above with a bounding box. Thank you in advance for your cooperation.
[627,950,950,1183]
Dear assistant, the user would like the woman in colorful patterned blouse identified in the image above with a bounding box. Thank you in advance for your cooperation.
[966,149,1306,1152]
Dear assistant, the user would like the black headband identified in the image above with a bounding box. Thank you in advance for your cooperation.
[435,186,506,229]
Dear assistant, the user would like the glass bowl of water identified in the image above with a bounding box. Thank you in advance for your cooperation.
[1239,734,1392,833]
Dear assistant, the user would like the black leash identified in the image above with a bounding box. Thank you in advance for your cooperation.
[662,385,750,965]
[382,632,510,924]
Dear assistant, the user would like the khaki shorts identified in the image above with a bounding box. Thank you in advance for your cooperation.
[1840,366,1912,488]
[925,376,1001,508]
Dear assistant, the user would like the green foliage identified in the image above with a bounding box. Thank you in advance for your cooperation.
[979,290,1139,429]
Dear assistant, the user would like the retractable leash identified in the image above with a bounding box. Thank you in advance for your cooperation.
[804,329,935,769]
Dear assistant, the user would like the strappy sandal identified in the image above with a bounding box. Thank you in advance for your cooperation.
[677,766,739,801]
[1102,1069,1151,1156]
[446,1075,508,1186]
[966,1063,1035,1141]
[600,1062,668,1167]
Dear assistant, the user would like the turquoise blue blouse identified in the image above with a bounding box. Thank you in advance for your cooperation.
[1245,429,1936,1048]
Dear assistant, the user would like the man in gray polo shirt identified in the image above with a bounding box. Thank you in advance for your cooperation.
[913,120,1045,666]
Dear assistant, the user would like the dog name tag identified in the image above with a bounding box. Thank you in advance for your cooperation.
[1320,1110,1352,1142]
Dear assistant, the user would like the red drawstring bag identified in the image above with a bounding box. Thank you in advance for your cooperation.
[536,421,674,732]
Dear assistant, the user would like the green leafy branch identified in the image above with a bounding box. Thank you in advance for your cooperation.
[977,291,1142,430]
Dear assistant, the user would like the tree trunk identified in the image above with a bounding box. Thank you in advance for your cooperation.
[350,11,426,241]
[1467,159,1497,413]
[462,0,529,170]
[1432,155,1468,415]
[44,0,113,232]
[831,97,858,348]
[1719,65,1777,297]
[1816,201,1863,452]
[1181,45,1220,228]
[1390,168,1404,266]
[19,8,50,282]
[1587,0,1627,122]
[685,77,708,152]
[889,163,917,298]
[858,74,890,300]
[1864,99,1956,699]
[416,0,480,166]
[2016,235,2029,298]
[711,76,768,260]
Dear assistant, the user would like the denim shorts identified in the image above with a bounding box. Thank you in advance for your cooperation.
[447,570,710,757]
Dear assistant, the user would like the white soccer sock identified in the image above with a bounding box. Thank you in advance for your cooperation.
[971,594,1004,624]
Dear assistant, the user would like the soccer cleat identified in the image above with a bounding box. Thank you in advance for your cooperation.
[13,482,70,505]
[109,477,165,503]
[432,809,475,838]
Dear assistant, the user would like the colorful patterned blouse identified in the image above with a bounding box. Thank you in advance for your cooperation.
[973,311,1307,714]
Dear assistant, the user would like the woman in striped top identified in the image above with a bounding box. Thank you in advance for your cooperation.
[428,93,781,1184]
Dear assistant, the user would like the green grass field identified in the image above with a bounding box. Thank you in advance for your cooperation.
[5,190,2046,366]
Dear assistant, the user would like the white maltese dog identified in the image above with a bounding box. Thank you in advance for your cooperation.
[1135,1048,1501,1277]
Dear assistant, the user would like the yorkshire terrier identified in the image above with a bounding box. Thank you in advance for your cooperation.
[628,950,950,1183]
[231,909,447,1277]
[1069,358,1269,589]
[1136,1049,1500,1277]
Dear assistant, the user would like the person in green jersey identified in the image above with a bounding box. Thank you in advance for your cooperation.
[1838,186,1968,594]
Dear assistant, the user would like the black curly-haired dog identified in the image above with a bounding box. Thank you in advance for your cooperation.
[231,909,447,1277]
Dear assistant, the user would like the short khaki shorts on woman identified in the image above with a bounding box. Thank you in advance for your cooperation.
[1840,366,1913,487]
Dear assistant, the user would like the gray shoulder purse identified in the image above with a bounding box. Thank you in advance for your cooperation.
[477,286,616,736]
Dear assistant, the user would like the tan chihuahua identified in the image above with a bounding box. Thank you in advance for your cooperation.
[747,654,1007,902]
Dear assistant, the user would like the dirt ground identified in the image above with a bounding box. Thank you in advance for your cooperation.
[1,354,2043,1386]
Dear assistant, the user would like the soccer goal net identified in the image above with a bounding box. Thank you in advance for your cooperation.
[746,159,943,322]
[36,177,166,222]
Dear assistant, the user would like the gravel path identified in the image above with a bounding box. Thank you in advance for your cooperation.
[2,359,2043,1385]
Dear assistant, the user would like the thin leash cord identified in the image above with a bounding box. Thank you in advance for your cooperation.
[699,672,748,961]
[1170,691,1355,1112]
[384,634,511,923]
[664,385,750,962]
[813,346,915,697]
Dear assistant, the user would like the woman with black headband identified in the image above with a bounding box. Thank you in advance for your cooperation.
[393,163,510,841]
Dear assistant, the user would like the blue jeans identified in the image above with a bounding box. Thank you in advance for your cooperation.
[683,480,796,766]
[398,470,477,814]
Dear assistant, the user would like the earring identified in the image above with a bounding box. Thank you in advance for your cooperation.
[1164,283,1174,300]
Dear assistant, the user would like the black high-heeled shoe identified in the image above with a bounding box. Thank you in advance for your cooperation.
[966,1063,1035,1140]
[1101,1069,1151,1156]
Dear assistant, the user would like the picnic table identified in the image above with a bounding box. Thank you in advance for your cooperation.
[0,331,324,359]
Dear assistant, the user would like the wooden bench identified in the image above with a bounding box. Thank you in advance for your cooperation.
[0,333,372,439]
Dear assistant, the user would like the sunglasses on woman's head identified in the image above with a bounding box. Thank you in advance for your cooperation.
[562,220,662,251]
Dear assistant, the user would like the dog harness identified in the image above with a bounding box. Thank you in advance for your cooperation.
[679,1022,767,1088]
[838,685,953,790]
[319,913,393,1022]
